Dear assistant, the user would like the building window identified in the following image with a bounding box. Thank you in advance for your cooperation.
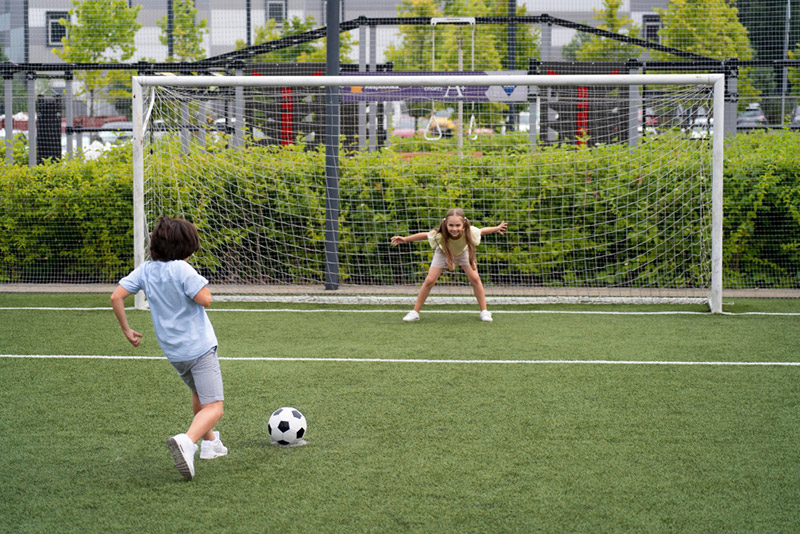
[267,1,285,23]
[642,14,661,43]
[47,11,69,46]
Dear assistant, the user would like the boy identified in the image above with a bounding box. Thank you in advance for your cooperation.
[111,216,226,480]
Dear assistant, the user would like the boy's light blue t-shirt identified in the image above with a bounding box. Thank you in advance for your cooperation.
[119,260,217,362]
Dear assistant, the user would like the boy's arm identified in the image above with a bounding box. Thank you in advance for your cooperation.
[480,221,508,236]
[110,286,143,347]
[193,286,212,308]
[390,232,429,246]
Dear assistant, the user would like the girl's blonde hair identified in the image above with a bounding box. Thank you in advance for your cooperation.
[435,208,477,270]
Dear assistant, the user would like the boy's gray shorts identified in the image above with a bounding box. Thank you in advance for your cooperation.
[171,346,224,404]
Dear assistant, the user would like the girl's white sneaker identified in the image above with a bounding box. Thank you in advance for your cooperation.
[402,310,420,322]
[480,310,493,322]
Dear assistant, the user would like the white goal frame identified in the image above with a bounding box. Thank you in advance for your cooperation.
[131,73,725,313]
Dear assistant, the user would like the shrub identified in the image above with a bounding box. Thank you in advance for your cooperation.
[1,131,798,288]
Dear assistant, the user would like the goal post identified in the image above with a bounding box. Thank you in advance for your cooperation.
[132,73,724,312]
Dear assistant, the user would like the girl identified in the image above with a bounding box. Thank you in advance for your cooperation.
[391,208,507,322]
[111,216,226,480]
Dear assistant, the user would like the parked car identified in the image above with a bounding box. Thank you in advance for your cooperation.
[737,103,767,130]
[392,115,418,137]
[98,121,134,144]
[791,105,800,129]
[690,117,713,139]
[638,107,658,127]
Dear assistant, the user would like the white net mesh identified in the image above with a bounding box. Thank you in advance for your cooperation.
[140,75,714,301]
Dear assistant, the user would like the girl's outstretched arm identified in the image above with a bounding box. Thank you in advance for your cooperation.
[480,221,508,235]
[390,232,429,246]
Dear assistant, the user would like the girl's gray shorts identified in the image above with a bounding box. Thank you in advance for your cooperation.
[170,346,224,404]
[430,248,470,269]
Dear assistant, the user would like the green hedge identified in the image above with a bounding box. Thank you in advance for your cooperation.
[0,147,132,283]
[1,131,798,288]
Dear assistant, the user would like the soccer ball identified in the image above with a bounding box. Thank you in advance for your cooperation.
[268,407,307,445]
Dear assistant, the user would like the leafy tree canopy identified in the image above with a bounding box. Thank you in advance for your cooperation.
[52,0,142,116]
[655,0,760,107]
[385,0,538,72]
[156,0,208,62]
[235,16,354,64]
[574,0,642,62]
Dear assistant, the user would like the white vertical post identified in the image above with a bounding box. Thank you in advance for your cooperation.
[132,78,147,310]
[710,76,725,313]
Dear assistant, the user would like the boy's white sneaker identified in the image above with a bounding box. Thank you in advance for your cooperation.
[402,310,420,322]
[480,310,493,322]
[200,431,228,460]
[167,433,197,480]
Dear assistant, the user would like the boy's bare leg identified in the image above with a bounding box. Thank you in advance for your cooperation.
[187,394,223,442]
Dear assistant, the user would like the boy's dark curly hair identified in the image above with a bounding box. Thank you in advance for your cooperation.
[149,216,200,261]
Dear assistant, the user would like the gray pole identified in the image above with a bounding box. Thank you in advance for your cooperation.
[781,0,791,127]
[26,71,36,167]
[628,62,641,147]
[358,23,366,151]
[65,71,74,159]
[4,73,13,165]
[246,0,252,48]
[167,0,174,58]
[507,0,517,130]
[234,66,244,147]
[324,0,341,289]
[369,24,377,152]
[724,60,738,138]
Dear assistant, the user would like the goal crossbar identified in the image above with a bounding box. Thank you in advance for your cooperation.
[134,73,723,88]
[132,74,725,313]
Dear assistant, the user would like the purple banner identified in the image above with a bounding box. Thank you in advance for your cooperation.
[339,72,528,102]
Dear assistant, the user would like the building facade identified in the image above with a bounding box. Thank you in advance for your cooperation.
[1,0,668,65]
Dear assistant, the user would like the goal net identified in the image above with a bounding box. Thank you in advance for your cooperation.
[132,74,724,311]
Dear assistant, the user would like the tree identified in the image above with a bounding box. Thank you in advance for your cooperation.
[574,0,642,62]
[562,29,592,62]
[385,0,536,128]
[654,0,759,107]
[384,0,442,72]
[736,0,800,63]
[235,16,354,64]
[384,0,537,72]
[156,0,208,62]
[52,0,142,116]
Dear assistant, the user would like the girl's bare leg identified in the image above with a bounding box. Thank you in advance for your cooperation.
[414,267,444,312]
[461,264,487,311]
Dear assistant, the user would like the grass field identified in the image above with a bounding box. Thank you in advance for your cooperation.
[1,293,799,532]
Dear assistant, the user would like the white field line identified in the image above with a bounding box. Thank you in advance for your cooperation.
[0,306,799,316]
[1,354,799,366]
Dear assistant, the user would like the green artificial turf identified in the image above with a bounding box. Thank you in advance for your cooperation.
[0,294,798,532]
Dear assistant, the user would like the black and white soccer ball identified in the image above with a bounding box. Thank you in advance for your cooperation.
[268,407,307,445]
